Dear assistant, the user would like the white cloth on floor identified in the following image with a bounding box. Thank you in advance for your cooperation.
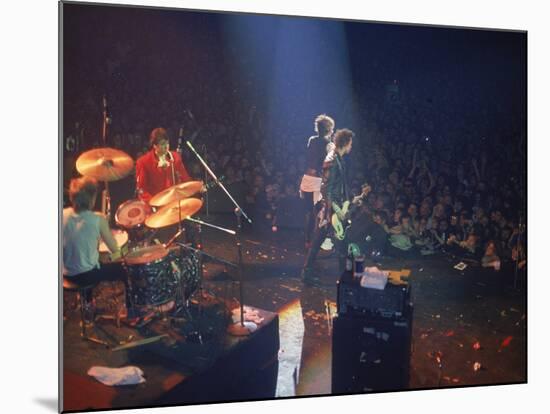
[87,366,146,386]
[232,306,264,325]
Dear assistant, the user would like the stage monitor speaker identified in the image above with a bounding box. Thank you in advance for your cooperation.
[331,305,413,394]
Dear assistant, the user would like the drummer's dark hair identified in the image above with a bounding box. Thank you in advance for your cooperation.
[149,127,170,147]
[69,176,98,212]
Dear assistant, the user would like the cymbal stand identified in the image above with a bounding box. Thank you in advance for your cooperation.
[101,185,111,219]
[185,141,255,336]
[101,94,112,220]
[172,246,194,324]
[172,239,239,343]
[165,219,236,309]
[204,144,209,218]
[169,153,183,237]
[165,226,185,249]
[167,227,205,344]
[228,207,255,335]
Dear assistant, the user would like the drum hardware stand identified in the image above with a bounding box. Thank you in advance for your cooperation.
[176,241,238,315]
[139,228,158,249]
[164,217,236,250]
[101,94,112,220]
[165,225,186,249]
[185,141,255,336]
[171,239,204,344]
[168,155,184,238]
[161,216,239,340]
[227,208,257,336]
[101,186,111,220]
[165,218,237,343]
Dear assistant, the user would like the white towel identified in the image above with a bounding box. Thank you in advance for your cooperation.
[87,366,146,386]
[300,175,323,205]
[360,267,389,290]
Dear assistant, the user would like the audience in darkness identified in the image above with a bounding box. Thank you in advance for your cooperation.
[63,29,526,272]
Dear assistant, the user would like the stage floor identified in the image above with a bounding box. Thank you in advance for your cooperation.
[62,211,526,409]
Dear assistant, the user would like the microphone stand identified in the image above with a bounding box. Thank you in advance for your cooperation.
[101,95,111,220]
[204,144,209,218]
[186,141,256,336]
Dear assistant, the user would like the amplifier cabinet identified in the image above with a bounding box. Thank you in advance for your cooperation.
[331,305,413,394]
[337,271,410,318]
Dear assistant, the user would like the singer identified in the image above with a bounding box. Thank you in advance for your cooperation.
[136,127,192,202]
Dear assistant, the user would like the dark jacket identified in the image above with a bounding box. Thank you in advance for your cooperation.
[305,135,332,176]
[321,152,349,207]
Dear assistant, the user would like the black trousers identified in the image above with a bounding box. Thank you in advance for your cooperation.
[303,223,347,274]
[302,191,316,244]
[65,262,128,303]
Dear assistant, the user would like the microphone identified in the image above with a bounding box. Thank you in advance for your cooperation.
[167,150,174,162]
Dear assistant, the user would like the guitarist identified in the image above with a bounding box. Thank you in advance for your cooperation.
[301,128,354,286]
[331,182,372,242]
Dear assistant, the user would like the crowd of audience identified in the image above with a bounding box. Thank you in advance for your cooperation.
[63,19,526,273]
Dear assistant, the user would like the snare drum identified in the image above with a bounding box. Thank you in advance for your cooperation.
[98,229,129,263]
[115,199,152,229]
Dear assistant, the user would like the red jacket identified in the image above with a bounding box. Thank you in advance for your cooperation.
[136,150,191,202]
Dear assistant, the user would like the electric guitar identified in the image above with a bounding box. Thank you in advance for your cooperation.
[331,183,371,240]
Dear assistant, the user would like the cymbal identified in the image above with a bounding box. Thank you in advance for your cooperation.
[149,181,204,207]
[76,147,134,182]
[145,198,203,229]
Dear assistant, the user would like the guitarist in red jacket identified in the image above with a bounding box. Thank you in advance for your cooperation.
[136,127,192,203]
[301,128,354,286]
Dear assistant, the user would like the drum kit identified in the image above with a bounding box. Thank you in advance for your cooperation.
[75,146,229,327]
[74,133,255,338]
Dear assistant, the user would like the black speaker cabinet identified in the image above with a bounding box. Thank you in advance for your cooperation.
[331,305,413,394]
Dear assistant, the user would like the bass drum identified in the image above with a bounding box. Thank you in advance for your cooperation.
[124,245,177,307]
[167,246,200,302]
[124,245,200,309]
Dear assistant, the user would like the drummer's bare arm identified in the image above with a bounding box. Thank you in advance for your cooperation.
[99,216,120,255]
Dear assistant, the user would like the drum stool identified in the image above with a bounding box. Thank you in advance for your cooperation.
[63,277,97,339]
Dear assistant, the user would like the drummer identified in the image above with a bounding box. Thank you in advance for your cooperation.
[136,127,192,203]
[63,176,129,308]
